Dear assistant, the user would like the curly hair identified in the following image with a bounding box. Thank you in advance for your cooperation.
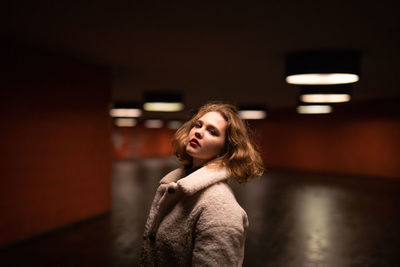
[172,102,264,183]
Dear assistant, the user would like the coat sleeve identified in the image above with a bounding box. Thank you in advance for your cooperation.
[191,207,248,267]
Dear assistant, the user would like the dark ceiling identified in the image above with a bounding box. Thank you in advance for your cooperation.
[2,1,399,118]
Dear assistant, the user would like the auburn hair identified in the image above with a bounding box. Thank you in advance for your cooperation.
[172,102,264,183]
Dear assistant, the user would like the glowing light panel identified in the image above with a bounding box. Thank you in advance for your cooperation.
[167,120,183,130]
[238,110,267,120]
[297,105,332,114]
[115,118,137,127]
[145,119,164,128]
[110,108,142,117]
[300,94,351,103]
[143,102,184,112]
[286,73,359,85]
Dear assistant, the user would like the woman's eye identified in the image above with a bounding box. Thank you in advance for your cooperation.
[195,123,201,128]
[210,130,217,136]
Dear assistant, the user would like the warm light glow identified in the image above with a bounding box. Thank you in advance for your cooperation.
[238,110,267,120]
[286,73,359,85]
[110,108,142,117]
[115,118,137,127]
[300,94,351,103]
[167,120,183,130]
[297,105,332,114]
[143,102,184,112]
[145,119,164,128]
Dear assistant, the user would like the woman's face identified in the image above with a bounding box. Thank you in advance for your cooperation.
[186,111,228,168]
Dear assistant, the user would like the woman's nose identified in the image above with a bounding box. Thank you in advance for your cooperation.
[195,131,202,139]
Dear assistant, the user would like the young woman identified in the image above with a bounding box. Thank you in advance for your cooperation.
[140,102,264,266]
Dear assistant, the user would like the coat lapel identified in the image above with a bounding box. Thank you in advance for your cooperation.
[159,167,184,184]
[160,165,230,196]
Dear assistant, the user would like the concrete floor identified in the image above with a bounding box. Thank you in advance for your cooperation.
[1,157,400,266]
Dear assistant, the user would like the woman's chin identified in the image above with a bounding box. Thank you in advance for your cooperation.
[186,145,197,155]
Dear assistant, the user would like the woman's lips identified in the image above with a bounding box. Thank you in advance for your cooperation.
[189,141,198,148]
[189,138,200,147]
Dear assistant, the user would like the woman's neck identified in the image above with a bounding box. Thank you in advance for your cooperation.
[192,158,208,169]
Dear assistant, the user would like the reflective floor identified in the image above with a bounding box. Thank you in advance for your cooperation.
[2,157,400,267]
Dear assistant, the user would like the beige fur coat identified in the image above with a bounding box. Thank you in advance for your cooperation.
[140,166,249,267]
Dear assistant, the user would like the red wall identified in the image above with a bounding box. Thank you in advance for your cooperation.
[0,41,112,246]
[111,104,400,179]
[112,124,175,159]
[251,106,400,179]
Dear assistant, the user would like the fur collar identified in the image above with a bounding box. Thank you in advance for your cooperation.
[160,166,230,196]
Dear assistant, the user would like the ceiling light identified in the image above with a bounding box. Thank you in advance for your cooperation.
[297,105,333,114]
[143,102,184,112]
[287,73,359,85]
[238,110,267,120]
[143,92,184,112]
[115,118,137,127]
[300,94,351,103]
[110,108,142,117]
[299,84,352,103]
[167,120,183,130]
[238,105,268,120]
[145,119,164,128]
[286,50,360,85]
[110,101,142,117]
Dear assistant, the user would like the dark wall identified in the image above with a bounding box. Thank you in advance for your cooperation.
[0,41,112,246]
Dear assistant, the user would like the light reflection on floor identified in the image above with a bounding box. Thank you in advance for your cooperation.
[111,158,400,267]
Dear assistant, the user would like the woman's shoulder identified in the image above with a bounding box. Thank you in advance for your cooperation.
[192,181,248,230]
[198,181,247,216]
